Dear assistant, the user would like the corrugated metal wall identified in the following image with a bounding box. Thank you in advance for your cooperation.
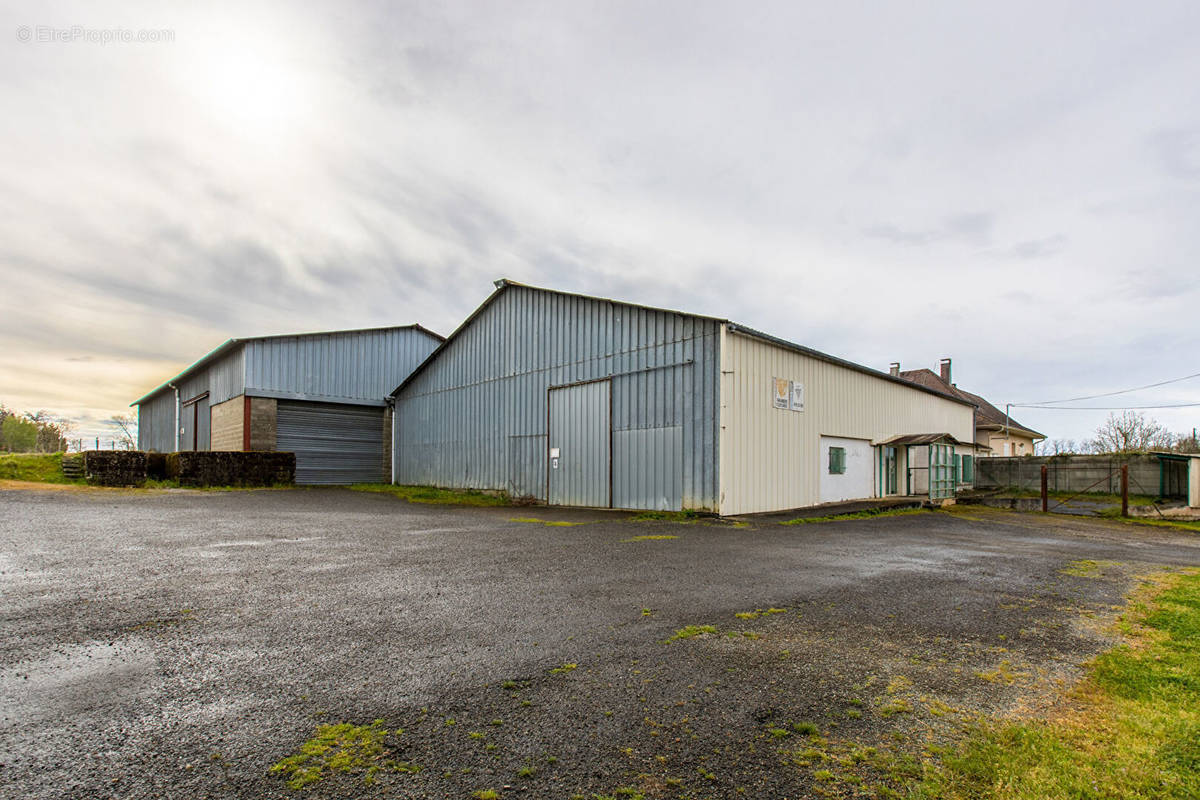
[394,286,721,510]
[136,391,176,452]
[245,328,439,405]
[718,327,976,515]
[135,347,244,451]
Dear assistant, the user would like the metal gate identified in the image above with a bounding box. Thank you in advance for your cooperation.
[276,401,383,485]
[548,381,610,507]
[929,444,954,500]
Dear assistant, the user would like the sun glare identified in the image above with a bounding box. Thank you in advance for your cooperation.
[183,33,309,139]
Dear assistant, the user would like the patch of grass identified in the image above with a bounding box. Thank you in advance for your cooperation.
[511,517,586,527]
[735,610,760,620]
[909,569,1200,799]
[629,510,705,523]
[473,790,500,800]
[780,507,925,525]
[878,699,913,718]
[767,727,791,738]
[549,663,578,675]
[620,534,679,542]
[666,625,718,642]
[1060,559,1122,577]
[974,660,1028,685]
[793,721,819,735]
[1102,515,1200,535]
[349,483,513,506]
[268,720,417,789]
[0,453,78,484]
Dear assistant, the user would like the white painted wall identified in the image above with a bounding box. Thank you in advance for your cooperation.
[818,436,873,503]
[718,326,976,515]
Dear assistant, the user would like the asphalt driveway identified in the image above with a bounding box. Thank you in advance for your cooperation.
[2,487,1198,799]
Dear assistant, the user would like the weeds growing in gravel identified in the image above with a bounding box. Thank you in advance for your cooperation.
[349,483,512,506]
[666,625,718,642]
[268,720,417,789]
[780,507,926,525]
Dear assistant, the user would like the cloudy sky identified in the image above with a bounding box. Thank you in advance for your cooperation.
[2,0,1198,445]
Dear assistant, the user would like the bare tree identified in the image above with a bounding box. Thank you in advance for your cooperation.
[109,413,138,450]
[1089,411,1172,454]
[1040,438,1081,455]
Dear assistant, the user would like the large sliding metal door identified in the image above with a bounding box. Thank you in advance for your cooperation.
[276,401,383,485]
[548,381,611,507]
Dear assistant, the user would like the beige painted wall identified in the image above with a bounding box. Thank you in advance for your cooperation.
[210,396,244,451]
[718,327,976,515]
[985,432,1037,457]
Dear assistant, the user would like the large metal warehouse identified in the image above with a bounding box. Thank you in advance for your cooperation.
[390,280,981,515]
[133,325,442,484]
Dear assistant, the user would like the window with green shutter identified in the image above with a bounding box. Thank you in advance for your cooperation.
[953,454,961,484]
[961,454,974,483]
[829,446,846,474]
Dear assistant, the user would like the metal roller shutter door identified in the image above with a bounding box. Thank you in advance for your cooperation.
[276,401,383,485]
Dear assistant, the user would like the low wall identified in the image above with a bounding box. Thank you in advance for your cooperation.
[165,451,295,487]
[975,454,1175,497]
[83,451,147,487]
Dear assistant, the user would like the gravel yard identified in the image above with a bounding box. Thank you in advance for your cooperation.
[2,486,1198,799]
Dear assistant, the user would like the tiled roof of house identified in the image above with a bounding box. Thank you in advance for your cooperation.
[897,368,1045,439]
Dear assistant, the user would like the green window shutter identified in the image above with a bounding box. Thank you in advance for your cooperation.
[829,447,845,474]
[963,455,974,483]
[953,454,961,484]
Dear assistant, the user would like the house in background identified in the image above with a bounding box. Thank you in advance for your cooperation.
[132,325,442,484]
[390,279,984,514]
[892,358,1045,456]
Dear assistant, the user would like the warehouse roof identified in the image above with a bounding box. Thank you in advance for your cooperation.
[390,280,977,409]
[131,324,444,407]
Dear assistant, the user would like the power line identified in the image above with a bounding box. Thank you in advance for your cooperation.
[1019,370,1200,406]
[1016,402,1200,411]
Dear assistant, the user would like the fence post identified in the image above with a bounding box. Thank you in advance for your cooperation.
[1041,465,1048,513]
[1121,465,1129,518]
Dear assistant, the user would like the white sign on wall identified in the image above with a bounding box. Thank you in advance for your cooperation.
[789,381,805,412]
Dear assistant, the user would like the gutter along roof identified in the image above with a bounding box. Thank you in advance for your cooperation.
[390,279,977,410]
[131,324,444,407]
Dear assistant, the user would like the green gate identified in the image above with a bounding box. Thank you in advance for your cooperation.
[929,444,955,500]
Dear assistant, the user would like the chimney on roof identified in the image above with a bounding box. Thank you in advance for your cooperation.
[939,358,952,385]
[889,362,900,377]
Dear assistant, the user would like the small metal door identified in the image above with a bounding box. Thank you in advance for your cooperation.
[548,381,611,507]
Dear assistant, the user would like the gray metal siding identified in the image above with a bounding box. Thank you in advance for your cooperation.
[614,425,682,511]
[394,286,721,510]
[548,381,611,507]
[276,401,384,485]
[207,347,246,406]
[136,391,176,452]
[245,328,439,405]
